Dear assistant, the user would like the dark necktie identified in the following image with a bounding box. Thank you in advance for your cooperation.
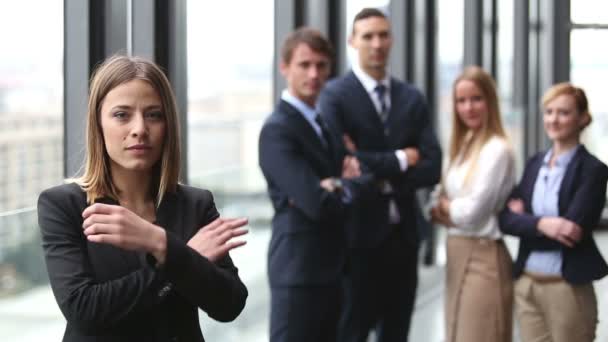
[374,84,389,122]
[315,114,333,151]
[374,84,390,136]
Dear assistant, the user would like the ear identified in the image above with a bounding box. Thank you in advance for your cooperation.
[348,34,355,48]
[579,112,591,129]
[279,61,288,78]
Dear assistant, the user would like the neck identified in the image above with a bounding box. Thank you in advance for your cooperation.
[362,66,386,81]
[111,166,155,209]
[552,138,579,157]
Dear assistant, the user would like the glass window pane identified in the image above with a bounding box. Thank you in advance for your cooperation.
[187,0,273,201]
[0,0,64,340]
[571,0,608,24]
[186,1,274,339]
[571,29,608,166]
[436,0,464,149]
[497,0,524,171]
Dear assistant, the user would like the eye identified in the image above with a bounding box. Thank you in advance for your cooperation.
[145,111,164,121]
[112,111,128,119]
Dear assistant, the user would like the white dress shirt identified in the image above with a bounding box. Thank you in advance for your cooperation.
[442,136,515,239]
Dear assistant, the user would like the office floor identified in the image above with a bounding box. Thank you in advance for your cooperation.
[2,229,608,342]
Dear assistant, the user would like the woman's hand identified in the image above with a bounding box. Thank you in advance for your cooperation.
[430,195,454,227]
[187,217,248,262]
[537,217,583,247]
[508,198,525,214]
[82,203,167,264]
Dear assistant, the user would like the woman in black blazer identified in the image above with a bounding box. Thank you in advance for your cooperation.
[499,83,608,342]
[38,55,248,341]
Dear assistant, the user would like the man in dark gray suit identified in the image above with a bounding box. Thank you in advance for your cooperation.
[259,27,368,342]
[318,8,442,342]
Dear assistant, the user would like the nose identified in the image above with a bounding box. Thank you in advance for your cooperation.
[130,113,148,138]
[308,65,320,79]
[371,36,383,48]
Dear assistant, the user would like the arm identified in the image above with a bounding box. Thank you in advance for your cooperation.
[358,97,442,188]
[560,161,608,238]
[259,121,345,222]
[446,142,515,229]
[498,157,543,238]
[169,196,248,322]
[38,189,171,332]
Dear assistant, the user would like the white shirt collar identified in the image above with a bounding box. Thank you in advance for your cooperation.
[352,61,390,94]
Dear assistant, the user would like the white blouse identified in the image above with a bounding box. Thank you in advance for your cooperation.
[442,136,515,239]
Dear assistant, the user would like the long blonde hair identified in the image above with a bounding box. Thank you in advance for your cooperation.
[449,66,507,185]
[75,55,181,206]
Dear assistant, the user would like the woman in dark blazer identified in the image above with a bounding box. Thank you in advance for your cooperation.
[499,83,608,342]
[38,55,248,341]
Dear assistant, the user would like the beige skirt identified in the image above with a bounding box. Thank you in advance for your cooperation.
[445,235,513,342]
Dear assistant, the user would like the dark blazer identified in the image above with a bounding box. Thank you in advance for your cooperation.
[499,146,608,284]
[259,100,370,286]
[318,71,442,248]
[38,183,248,342]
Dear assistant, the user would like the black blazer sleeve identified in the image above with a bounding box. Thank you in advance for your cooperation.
[560,159,608,239]
[162,190,247,322]
[498,156,543,239]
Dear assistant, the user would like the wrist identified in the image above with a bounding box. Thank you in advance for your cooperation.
[332,178,343,192]
[151,225,167,266]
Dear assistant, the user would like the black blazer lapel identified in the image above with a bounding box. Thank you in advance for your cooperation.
[558,146,585,215]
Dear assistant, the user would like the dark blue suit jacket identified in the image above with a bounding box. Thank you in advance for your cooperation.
[499,146,608,284]
[259,100,372,286]
[318,71,442,248]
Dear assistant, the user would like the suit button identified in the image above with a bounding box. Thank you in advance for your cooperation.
[158,282,173,297]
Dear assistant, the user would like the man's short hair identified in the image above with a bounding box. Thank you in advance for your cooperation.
[352,7,388,33]
[280,27,334,64]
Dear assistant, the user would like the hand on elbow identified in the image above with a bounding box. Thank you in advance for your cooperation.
[82,203,168,262]
[187,217,249,262]
[537,217,582,247]
[403,147,420,166]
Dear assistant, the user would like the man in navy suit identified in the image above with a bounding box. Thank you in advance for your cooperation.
[259,27,368,342]
[318,8,442,342]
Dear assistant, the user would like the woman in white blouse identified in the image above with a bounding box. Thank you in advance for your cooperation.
[431,66,515,342]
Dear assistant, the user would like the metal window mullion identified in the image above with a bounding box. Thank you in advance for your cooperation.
[64,0,91,178]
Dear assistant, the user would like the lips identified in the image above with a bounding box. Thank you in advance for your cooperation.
[127,144,152,151]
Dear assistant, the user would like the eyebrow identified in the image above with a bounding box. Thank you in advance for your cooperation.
[109,104,162,112]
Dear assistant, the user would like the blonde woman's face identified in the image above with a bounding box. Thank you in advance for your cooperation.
[455,80,487,131]
[99,79,166,174]
[543,94,585,144]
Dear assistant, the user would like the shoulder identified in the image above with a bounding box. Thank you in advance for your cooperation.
[174,184,220,225]
[38,182,86,207]
[484,136,511,153]
[579,147,608,176]
[174,184,214,205]
[392,78,425,100]
[323,72,358,94]
[37,182,87,227]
